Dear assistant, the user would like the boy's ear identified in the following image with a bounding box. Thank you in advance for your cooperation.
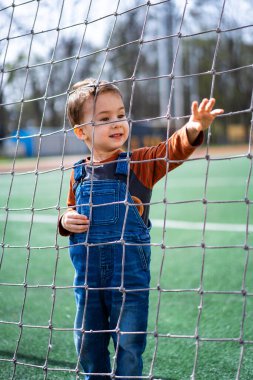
[74,125,85,140]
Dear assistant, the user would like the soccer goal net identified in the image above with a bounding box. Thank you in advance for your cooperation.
[0,0,253,379]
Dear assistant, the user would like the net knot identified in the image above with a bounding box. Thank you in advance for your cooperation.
[241,289,247,296]
[119,286,125,293]
[198,288,204,295]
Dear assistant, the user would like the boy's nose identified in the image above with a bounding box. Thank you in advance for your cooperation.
[111,120,120,128]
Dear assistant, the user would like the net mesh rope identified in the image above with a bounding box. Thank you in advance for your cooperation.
[0,0,253,379]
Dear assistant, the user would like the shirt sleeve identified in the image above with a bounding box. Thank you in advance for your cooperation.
[67,170,76,208]
[130,126,203,189]
[58,170,76,237]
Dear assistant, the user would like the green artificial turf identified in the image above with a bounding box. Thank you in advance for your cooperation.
[0,155,252,379]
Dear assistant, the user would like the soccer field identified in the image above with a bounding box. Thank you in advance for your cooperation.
[0,154,253,379]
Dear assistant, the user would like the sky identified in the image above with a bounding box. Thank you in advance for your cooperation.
[1,0,252,66]
[0,0,252,117]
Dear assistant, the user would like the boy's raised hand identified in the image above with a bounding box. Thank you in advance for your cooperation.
[191,98,224,131]
[186,98,224,144]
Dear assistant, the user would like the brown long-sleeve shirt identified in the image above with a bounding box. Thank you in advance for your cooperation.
[59,126,203,236]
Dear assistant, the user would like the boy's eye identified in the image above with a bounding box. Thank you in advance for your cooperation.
[99,117,109,122]
[118,114,125,119]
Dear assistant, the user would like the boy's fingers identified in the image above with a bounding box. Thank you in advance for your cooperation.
[210,109,224,116]
[69,217,89,225]
[205,98,216,111]
[198,98,209,112]
[70,213,88,220]
[72,225,88,232]
[191,101,199,115]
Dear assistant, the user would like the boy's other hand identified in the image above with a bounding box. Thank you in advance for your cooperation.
[62,210,90,233]
[186,98,224,145]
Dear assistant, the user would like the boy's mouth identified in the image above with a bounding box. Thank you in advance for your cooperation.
[109,133,123,138]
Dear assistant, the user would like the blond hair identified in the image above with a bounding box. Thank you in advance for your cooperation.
[67,78,123,127]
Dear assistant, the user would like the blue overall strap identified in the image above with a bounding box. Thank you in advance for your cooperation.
[73,159,86,193]
[115,151,131,176]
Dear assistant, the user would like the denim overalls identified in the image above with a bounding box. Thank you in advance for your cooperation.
[69,153,151,380]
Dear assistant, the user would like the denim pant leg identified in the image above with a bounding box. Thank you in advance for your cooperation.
[70,243,112,380]
[109,243,150,379]
[109,292,149,379]
[74,291,111,380]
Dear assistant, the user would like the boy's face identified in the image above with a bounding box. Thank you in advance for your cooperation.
[76,92,129,160]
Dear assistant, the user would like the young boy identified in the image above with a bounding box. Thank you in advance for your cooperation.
[59,78,224,379]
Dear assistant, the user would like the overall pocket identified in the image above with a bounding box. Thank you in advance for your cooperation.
[79,181,120,225]
[137,244,151,272]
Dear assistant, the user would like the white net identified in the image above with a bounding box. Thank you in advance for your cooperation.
[0,0,253,379]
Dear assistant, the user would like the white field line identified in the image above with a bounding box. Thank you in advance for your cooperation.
[152,219,253,233]
[163,177,249,188]
[0,213,252,233]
